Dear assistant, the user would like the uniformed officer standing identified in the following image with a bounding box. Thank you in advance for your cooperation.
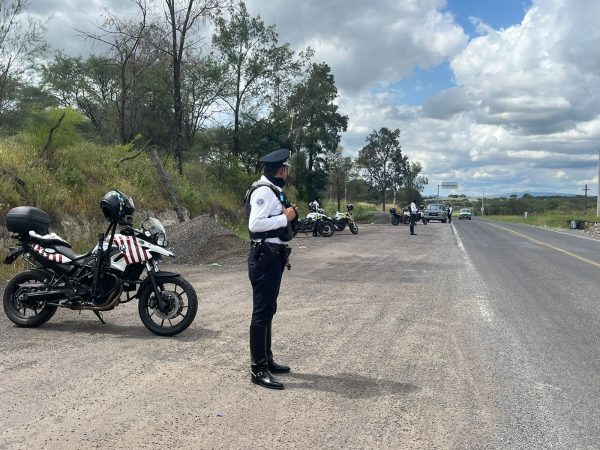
[409,200,418,235]
[245,149,298,390]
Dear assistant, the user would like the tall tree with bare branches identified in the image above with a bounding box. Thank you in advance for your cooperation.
[0,0,47,126]
[161,0,229,174]
[212,1,298,157]
[76,0,155,144]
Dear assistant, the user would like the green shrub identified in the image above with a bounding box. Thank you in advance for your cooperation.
[23,108,85,155]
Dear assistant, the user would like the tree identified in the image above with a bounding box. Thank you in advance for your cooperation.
[43,54,120,140]
[389,149,408,207]
[0,0,48,126]
[181,54,226,148]
[212,1,298,157]
[356,128,402,211]
[76,0,153,144]
[287,63,348,171]
[401,161,428,205]
[327,146,353,211]
[161,0,228,174]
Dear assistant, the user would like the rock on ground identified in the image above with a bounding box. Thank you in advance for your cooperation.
[584,224,600,239]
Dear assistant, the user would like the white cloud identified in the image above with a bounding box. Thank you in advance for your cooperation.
[245,0,468,92]
[338,0,600,195]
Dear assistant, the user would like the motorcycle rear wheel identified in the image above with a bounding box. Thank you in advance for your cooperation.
[318,221,335,237]
[138,276,198,336]
[3,270,58,327]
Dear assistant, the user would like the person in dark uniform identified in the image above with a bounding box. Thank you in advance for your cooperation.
[245,149,298,390]
[409,200,418,235]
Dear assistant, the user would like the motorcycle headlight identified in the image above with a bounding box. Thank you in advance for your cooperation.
[156,232,167,247]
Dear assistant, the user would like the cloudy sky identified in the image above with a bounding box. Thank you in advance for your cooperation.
[27,0,600,196]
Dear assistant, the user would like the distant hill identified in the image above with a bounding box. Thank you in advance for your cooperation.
[489,191,579,198]
[428,191,588,199]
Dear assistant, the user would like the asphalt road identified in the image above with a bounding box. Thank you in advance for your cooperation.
[0,218,598,448]
[452,218,600,448]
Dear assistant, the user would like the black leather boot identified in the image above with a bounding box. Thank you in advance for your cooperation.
[250,325,284,389]
[267,321,290,373]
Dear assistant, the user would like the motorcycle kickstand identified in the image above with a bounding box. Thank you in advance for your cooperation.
[93,310,106,324]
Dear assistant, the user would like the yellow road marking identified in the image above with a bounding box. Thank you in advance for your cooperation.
[484,222,600,270]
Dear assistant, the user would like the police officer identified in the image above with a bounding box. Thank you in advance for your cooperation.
[245,149,297,390]
[409,200,418,235]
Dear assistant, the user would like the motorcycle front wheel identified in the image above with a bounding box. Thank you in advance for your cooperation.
[138,276,198,336]
[349,221,359,234]
[318,221,335,237]
[3,270,58,327]
[391,217,400,226]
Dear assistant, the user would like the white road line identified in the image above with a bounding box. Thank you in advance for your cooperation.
[452,223,494,323]
[484,222,600,270]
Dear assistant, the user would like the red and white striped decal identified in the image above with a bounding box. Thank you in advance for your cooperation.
[113,235,151,265]
[32,244,69,263]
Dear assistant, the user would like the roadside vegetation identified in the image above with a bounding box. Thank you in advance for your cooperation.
[480,212,599,229]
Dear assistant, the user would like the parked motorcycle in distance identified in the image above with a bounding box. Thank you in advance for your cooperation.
[390,207,427,226]
[389,207,409,226]
[2,190,198,336]
[293,203,335,237]
[333,204,358,234]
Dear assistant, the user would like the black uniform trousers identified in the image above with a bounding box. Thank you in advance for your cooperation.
[248,244,286,327]
[410,213,417,234]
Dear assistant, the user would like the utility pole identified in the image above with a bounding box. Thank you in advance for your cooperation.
[582,183,589,210]
[597,151,600,216]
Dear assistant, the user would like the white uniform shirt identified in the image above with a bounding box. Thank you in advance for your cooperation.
[410,202,418,213]
[248,176,288,244]
[448,206,453,214]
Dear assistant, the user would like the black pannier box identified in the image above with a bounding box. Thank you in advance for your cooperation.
[5,206,50,235]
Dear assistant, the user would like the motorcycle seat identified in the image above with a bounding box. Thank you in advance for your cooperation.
[53,245,87,263]
[28,231,71,248]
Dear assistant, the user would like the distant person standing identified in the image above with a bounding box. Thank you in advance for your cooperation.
[447,204,453,223]
[409,200,418,235]
[308,197,321,236]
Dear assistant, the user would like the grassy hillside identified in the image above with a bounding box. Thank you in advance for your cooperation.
[0,135,251,224]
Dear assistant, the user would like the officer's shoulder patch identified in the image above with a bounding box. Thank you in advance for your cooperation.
[256,198,265,206]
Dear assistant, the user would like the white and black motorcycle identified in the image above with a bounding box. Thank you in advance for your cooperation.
[333,204,358,234]
[293,203,335,237]
[2,191,198,336]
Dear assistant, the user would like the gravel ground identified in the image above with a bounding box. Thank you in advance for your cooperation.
[0,221,499,449]
[0,214,597,448]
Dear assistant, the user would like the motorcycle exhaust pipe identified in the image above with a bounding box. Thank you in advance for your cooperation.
[83,283,123,311]
[24,290,68,302]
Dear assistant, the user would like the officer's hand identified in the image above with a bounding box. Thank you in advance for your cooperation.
[284,206,297,221]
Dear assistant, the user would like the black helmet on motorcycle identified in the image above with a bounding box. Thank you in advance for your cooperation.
[347,204,354,211]
[100,190,135,225]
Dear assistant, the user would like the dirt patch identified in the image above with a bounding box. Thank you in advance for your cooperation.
[166,214,248,266]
